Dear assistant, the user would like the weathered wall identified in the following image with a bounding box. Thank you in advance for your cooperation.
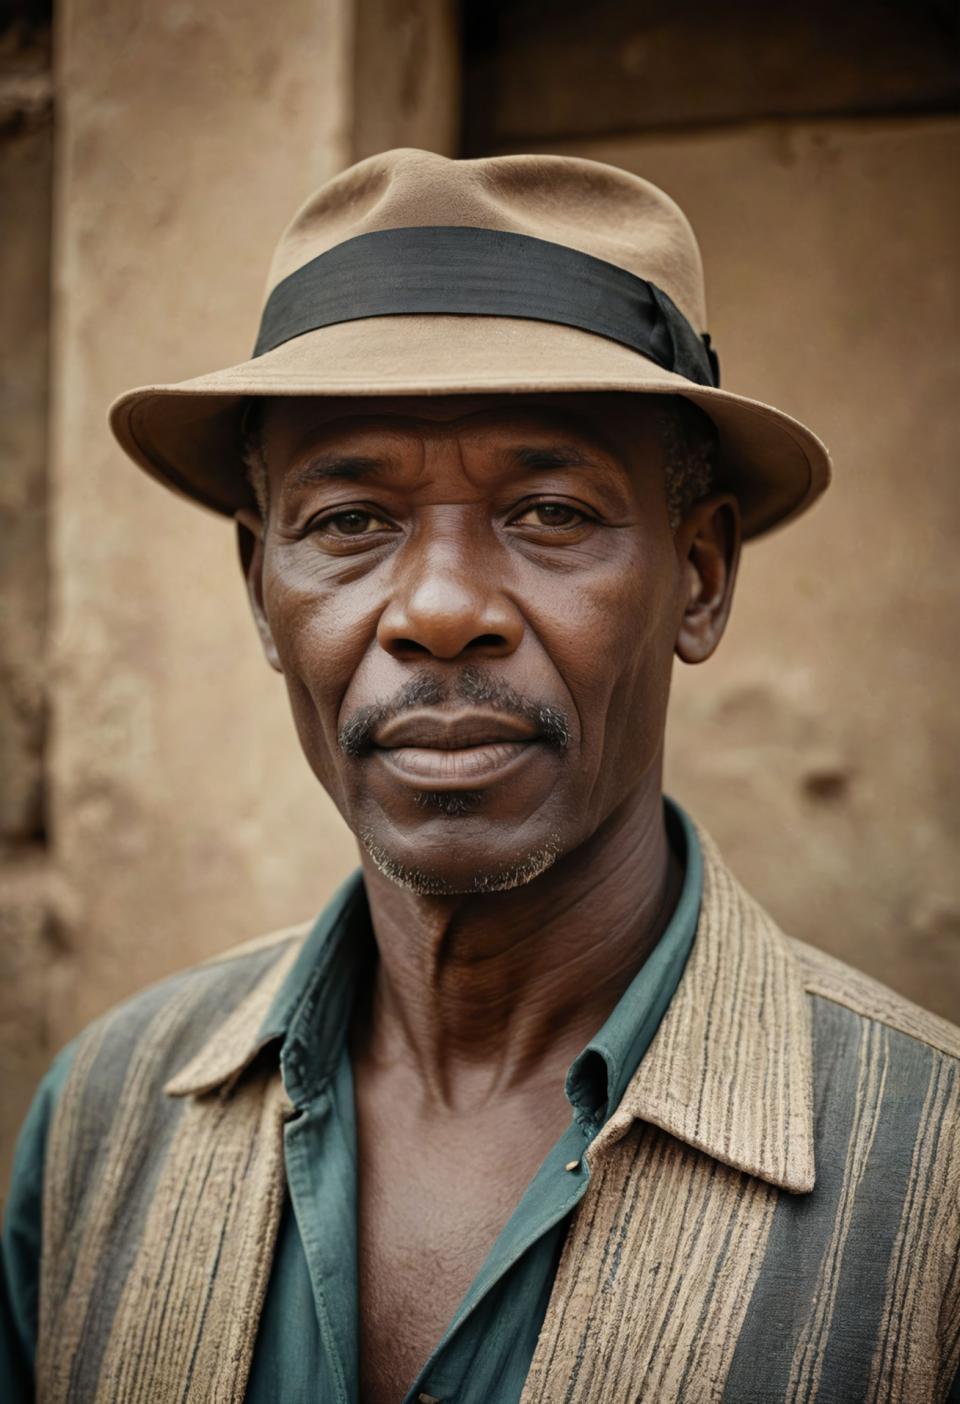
[47,0,355,1065]
[0,16,55,1199]
[517,118,958,1016]
[45,0,459,1053]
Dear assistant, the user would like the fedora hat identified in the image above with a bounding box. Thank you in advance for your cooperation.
[109,147,830,538]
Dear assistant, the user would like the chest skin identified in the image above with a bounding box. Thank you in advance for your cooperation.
[352,1051,573,1404]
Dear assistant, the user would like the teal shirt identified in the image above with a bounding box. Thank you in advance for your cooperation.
[1,800,702,1403]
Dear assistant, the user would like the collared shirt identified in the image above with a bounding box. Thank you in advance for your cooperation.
[1,799,702,1403]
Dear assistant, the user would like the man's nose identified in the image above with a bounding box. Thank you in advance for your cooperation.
[376,534,524,662]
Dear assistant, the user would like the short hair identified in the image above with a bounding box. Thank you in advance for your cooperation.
[240,394,717,529]
[239,400,269,519]
[655,395,718,529]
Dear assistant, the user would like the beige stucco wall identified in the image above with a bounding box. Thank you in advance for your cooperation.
[1,5,957,1190]
[0,64,53,1201]
[47,0,355,1045]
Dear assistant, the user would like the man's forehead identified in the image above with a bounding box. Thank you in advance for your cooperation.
[258,392,660,466]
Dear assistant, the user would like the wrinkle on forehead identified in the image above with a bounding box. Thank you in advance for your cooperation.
[260,393,662,490]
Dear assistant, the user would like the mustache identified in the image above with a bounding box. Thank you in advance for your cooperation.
[337,666,571,757]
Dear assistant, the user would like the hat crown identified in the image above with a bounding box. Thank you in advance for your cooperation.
[267,148,708,332]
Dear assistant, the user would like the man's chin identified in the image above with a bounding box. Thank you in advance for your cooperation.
[357,825,563,896]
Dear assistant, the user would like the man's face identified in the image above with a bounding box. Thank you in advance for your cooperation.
[240,393,737,893]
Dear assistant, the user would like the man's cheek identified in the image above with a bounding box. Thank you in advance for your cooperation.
[277,648,348,790]
[547,587,655,731]
[274,594,356,696]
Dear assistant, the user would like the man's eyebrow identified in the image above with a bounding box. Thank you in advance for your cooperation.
[513,445,595,469]
[283,442,618,492]
[511,444,625,481]
[284,455,386,492]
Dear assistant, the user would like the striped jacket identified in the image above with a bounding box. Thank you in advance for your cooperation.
[37,831,960,1402]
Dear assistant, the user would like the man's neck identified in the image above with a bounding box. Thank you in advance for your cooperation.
[352,776,682,1112]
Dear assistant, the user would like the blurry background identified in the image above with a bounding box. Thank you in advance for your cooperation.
[1,0,958,1188]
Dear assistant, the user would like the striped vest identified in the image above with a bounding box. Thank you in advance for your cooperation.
[37,832,960,1402]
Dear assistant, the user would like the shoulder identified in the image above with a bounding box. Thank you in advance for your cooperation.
[80,917,311,1053]
[27,918,312,1270]
[787,934,960,1215]
[193,919,313,970]
[68,915,311,1089]
[9,917,311,1157]
[40,916,312,1151]
[789,933,960,1061]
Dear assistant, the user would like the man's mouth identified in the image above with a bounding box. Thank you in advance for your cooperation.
[370,709,542,788]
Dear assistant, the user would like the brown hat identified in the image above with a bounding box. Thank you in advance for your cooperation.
[109,148,830,538]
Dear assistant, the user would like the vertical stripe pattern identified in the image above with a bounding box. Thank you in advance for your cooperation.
[520,1126,779,1401]
[595,829,815,1193]
[40,979,204,1401]
[784,1014,889,1400]
[36,937,303,1404]
[866,1047,960,1403]
[725,1001,940,1402]
[97,1068,291,1403]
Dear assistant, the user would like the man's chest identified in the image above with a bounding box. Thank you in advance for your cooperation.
[352,1075,572,1404]
[355,1173,505,1404]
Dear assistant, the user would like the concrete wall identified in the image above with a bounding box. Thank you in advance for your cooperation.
[47,0,354,1052]
[0,15,55,1202]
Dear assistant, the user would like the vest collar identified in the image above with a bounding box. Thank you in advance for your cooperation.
[163,930,306,1099]
[589,825,815,1193]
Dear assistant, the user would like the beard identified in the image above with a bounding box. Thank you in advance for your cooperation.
[357,825,562,896]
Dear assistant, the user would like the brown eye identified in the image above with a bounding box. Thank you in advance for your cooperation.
[513,502,588,529]
[321,509,390,536]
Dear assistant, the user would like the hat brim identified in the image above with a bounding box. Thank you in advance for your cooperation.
[109,314,830,540]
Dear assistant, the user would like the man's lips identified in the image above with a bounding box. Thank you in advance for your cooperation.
[369,709,543,789]
[372,709,540,750]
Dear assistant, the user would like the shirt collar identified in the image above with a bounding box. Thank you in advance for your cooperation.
[166,812,814,1194]
[164,873,369,1102]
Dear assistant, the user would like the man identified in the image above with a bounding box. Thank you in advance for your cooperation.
[2,149,958,1403]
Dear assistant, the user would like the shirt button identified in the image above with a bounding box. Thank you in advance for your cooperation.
[417,1394,442,1403]
[565,1158,581,1172]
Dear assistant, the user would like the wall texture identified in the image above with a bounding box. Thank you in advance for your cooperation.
[1,2,957,1190]
[0,15,54,1203]
[47,0,354,1053]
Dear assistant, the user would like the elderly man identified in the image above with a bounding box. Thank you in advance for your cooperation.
[2,150,958,1404]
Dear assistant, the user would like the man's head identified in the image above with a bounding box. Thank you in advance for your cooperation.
[235,391,740,895]
[105,150,827,895]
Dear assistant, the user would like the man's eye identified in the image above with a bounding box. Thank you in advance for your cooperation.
[512,502,588,529]
[317,509,391,536]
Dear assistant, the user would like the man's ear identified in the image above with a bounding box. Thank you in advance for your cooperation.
[674,493,742,664]
[235,508,282,672]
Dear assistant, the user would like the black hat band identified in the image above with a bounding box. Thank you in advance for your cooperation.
[253,225,720,389]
